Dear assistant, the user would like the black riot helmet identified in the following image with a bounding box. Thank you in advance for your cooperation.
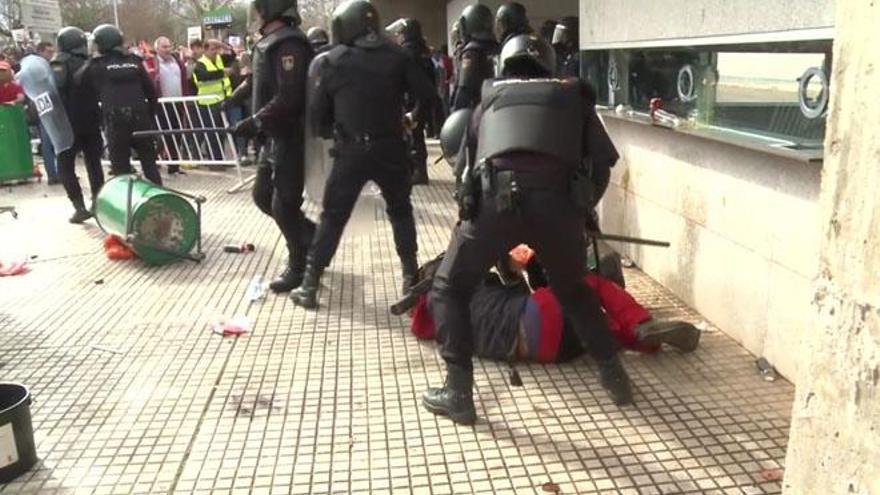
[499,33,556,78]
[459,4,494,43]
[252,0,301,26]
[331,0,381,46]
[552,16,579,48]
[495,2,529,43]
[399,18,423,43]
[57,26,88,56]
[92,24,124,55]
[307,26,329,47]
[440,108,473,165]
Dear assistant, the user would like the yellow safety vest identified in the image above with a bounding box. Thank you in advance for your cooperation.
[193,55,232,106]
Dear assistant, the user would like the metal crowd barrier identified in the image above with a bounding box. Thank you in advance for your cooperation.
[103,95,253,194]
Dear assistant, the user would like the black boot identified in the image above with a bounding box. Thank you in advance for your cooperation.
[69,199,93,224]
[290,263,323,309]
[269,246,308,293]
[423,364,477,425]
[400,253,419,295]
[598,355,634,406]
[636,320,701,352]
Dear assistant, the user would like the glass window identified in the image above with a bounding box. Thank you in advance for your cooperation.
[583,40,832,152]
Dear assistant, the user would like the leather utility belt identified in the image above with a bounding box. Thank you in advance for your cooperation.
[332,128,402,153]
[457,156,595,220]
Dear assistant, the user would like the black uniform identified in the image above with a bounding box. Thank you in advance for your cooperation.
[78,51,162,185]
[432,77,620,369]
[246,24,317,275]
[307,38,435,276]
[51,51,104,206]
[451,39,498,110]
[401,37,438,184]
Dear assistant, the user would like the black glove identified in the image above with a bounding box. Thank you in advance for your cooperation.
[231,116,259,138]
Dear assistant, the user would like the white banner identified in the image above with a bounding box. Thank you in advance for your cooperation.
[21,0,62,35]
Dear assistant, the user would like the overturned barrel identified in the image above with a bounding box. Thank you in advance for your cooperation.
[94,175,201,265]
[0,383,37,483]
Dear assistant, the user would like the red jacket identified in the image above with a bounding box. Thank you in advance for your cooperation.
[143,54,192,97]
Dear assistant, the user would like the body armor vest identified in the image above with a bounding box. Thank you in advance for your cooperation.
[251,25,307,113]
[476,78,583,168]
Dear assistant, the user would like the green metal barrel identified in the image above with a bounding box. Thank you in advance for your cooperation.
[0,105,34,182]
[94,175,199,266]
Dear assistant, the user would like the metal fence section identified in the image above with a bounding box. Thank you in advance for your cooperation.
[103,95,253,193]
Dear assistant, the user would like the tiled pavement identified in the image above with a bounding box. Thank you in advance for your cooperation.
[0,148,794,494]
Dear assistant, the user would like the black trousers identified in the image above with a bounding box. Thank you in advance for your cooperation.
[105,108,162,185]
[308,140,417,269]
[57,131,104,205]
[252,137,315,255]
[410,122,428,180]
[429,172,618,370]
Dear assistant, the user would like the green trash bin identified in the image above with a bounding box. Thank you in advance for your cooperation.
[94,175,206,265]
[0,105,34,183]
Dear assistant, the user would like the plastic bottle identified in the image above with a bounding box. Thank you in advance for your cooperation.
[224,243,255,253]
[246,275,265,302]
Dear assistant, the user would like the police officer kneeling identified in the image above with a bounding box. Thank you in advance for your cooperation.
[230,0,317,293]
[424,34,633,426]
[78,24,162,185]
[290,0,435,309]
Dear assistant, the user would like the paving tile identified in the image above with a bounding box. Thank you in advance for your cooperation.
[0,146,794,494]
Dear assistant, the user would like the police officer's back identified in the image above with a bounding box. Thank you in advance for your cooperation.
[290,0,435,309]
[424,34,631,426]
[50,26,105,223]
[79,24,162,185]
[451,4,498,110]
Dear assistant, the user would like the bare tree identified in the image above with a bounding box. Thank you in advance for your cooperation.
[59,0,111,32]
[0,0,23,38]
[299,0,340,31]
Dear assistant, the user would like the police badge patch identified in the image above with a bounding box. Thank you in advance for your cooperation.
[281,55,295,71]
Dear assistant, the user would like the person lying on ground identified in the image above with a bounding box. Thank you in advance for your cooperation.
[397,245,701,363]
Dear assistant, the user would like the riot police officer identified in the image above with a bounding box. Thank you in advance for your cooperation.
[553,16,580,77]
[423,34,631,426]
[307,27,331,54]
[78,24,162,185]
[390,18,437,185]
[451,4,498,110]
[495,2,532,45]
[290,0,435,309]
[51,26,105,223]
[230,0,316,293]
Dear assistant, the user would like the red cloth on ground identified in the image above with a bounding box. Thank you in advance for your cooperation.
[529,287,564,363]
[408,275,659,354]
[411,293,435,340]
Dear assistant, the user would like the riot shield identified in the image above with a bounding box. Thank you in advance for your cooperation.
[15,55,74,154]
[303,52,385,238]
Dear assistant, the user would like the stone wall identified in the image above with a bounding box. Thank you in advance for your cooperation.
[783,1,880,493]
[597,118,821,381]
[579,0,834,49]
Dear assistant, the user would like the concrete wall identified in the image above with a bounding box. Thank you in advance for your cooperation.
[579,0,834,49]
[782,1,880,492]
[598,119,821,381]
